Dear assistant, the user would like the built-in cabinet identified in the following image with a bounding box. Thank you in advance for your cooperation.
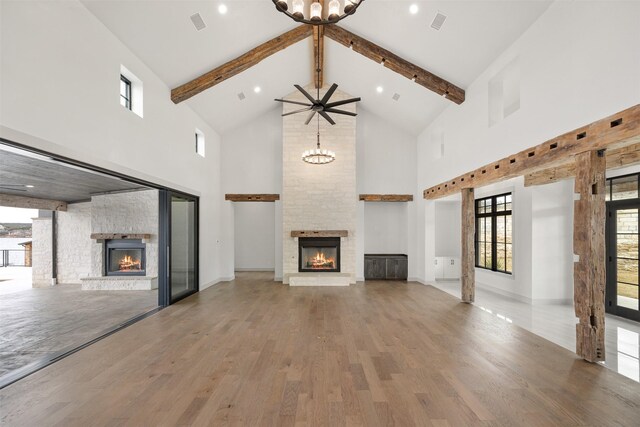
[364,254,408,280]
[434,257,461,280]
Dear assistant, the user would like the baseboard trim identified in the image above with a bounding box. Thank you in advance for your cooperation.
[408,277,428,285]
[234,268,275,272]
[476,282,532,304]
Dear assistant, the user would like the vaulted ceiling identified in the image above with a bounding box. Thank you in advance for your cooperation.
[82,0,552,135]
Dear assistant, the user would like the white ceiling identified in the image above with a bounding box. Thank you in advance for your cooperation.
[82,0,553,135]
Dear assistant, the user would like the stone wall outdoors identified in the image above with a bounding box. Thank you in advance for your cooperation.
[56,202,92,284]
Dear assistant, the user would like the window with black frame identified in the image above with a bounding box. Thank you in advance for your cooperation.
[475,193,512,274]
[120,75,132,110]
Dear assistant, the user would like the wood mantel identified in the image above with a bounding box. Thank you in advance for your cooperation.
[291,230,348,238]
[90,233,152,240]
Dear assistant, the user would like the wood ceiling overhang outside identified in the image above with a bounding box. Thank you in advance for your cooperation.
[171,24,465,104]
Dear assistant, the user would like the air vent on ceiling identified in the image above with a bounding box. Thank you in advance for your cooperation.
[237,92,246,101]
[190,13,207,31]
[431,12,447,31]
[392,93,401,101]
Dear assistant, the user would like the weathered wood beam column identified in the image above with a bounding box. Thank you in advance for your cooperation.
[573,150,606,362]
[461,188,475,303]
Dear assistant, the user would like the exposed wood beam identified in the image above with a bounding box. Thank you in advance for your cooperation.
[225,194,280,202]
[313,25,324,89]
[424,104,640,200]
[0,193,67,211]
[172,25,314,104]
[525,141,640,186]
[573,150,606,363]
[359,194,413,202]
[461,188,475,303]
[324,25,465,104]
[90,233,152,241]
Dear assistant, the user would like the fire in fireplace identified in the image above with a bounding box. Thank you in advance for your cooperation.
[298,237,340,272]
[105,239,146,276]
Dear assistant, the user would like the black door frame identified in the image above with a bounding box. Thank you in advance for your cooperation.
[159,189,199,306]
[605,199,640,322]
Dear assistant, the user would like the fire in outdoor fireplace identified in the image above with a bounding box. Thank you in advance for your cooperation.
[118,254,142,271]
[306,250,335,270]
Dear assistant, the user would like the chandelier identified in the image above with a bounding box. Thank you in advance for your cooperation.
[273,0,364,26]
[302,114,335,164]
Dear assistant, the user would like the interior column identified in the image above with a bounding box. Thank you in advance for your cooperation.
[461,188,475,303]
[573,150,606,362]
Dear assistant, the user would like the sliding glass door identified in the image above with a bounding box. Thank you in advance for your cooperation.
[159,190,198,305]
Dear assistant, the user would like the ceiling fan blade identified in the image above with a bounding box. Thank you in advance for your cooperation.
[325,108,357,117]
[325,97,361,109]
[320,83,338,105]
[304,111,317,125]
[282,107,312,117]
[319,111,336,125]
[294,84,317,104]
[274,98,312,107]
[0,187,27,192]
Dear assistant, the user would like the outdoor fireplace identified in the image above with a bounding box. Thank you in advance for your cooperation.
[298,237,340,272]
[105,239,146,276]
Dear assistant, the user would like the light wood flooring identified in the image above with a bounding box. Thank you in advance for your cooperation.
[1,272,639,426]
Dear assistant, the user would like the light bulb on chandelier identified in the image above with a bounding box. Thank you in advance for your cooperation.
[274,0,364,26]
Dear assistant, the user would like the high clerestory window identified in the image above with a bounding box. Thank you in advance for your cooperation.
[475,193,512,274]
[120,75,132,110]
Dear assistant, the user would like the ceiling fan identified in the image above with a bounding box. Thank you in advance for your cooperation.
[275,83,361,125]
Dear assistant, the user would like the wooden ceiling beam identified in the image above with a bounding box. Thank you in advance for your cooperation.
[525,141,640,187]
[423,104,640,200]
[0,194,67,211]
[324,25,465,104]
[225,194,280,202]
[171,25,313,104]
[359,194,413,202]
[313,25,324,89]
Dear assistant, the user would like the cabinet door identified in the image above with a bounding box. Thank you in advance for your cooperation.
[385,257,408,280]
[435,258,445,279]
[444,258,461,279]
[364,257,386,280]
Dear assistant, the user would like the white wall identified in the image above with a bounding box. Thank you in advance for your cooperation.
[434,201,461,257]
[357,108,417,279]
[363,202,408,254]
[233,203,276,271]
[0,1,226,289]
[417,1,640,299]
[221,108,282,277]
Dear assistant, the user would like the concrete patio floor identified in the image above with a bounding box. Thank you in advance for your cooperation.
[0,280,157,379]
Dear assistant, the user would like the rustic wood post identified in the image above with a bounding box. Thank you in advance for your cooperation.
[573,150,606,362]
[461,188,475,303]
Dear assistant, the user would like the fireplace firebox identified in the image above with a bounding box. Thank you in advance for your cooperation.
[298,237,340,272]
[105,239,146,276]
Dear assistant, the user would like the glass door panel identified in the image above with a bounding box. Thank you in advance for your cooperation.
[607,205,640,320]
[170,195,197,300]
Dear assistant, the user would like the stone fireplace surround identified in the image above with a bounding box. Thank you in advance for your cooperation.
[282,86,357,286]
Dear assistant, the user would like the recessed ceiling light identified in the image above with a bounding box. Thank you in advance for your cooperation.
[409,4,419,15]
[376,86,384,94]
[218,4,228,15]
[254,86,261,93]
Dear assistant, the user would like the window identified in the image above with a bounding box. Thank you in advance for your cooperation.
[195,129,205,157]
[120,75,132,110]
[605,173,639,202]
[476,193,512,274]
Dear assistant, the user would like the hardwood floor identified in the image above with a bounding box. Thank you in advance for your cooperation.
[1,272,639,426]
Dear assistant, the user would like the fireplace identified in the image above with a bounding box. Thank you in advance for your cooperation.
[105,239,146,276]
[298,237,340,272]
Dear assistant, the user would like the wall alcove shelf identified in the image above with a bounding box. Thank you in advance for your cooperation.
[291,230,348,238]
[359,194,413,202]
[225,194,280,202]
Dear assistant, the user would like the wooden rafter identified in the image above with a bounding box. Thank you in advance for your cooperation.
[171,25,313,104]
[225,194,280,202]
[324,25,465,104]
[313,25,324,89]
[525,141,640,187]
[424,104,640,200]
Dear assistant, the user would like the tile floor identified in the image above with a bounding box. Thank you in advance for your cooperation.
[430,280,640,383]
